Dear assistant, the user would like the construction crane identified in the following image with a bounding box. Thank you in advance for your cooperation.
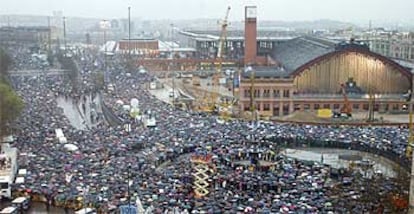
[193,6,231,116]
[213,6,232,119]
[217,6,231,61]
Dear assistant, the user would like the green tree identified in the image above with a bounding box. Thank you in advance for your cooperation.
[0,48,23,138]
[0,80,24,138]
[0,49,11,76]
[91,71,104,90]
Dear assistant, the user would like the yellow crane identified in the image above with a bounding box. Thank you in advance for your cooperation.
[212,6,232,120]
[193,6,231,116]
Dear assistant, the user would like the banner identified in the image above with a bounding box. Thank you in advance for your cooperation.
[119,205,137,214]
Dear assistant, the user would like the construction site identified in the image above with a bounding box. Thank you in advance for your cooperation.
[142,5,413,126]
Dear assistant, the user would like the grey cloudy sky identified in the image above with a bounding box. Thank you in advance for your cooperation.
[0,0,412,22]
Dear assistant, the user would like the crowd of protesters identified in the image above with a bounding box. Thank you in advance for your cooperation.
[4,46,410,213]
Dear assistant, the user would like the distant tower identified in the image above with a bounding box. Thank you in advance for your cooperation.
[244,6,257,65]
[369,20,372,31]
[85,33,91,44]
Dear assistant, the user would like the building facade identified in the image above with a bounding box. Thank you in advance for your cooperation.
[370,32,414,61]
[239,37,413,117]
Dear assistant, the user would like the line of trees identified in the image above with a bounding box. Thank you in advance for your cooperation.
[57,53,79,93]
[0,48,24,139]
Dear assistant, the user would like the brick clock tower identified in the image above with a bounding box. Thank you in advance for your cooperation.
[244,6,257,65]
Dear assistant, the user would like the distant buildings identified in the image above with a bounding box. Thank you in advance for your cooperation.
[0,26,59,45]
[369,31,414,61]
[177,30,296,61]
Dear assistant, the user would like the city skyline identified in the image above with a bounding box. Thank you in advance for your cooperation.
[0,0,413,24]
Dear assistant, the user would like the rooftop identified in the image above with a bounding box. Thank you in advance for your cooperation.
[272,36,337,72]
[119,38,157,42]
[241,66,291,78]
[391,58,414,73]
[180,30,297,41]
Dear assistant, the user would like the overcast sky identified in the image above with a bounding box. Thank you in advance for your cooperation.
[0,0,412,23]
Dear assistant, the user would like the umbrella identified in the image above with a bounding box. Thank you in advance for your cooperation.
[64,144,79,151]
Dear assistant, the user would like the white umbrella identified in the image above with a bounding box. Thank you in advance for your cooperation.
[130,98,139,108]
[64,144,79,151]
[122,105,131,112]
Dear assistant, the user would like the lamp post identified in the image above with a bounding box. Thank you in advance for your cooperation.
[128,7,131,61]
[171,23,176,108]
[127,163,131,210]
[100,19,110,85]
[62,16,67,55]
[83,185,89,213]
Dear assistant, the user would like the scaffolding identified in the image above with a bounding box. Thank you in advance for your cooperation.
[191,154,215,198]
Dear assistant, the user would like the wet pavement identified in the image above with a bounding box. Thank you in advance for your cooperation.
[283,148,404,178]
[148,82,178,105]
[77,94,103,129]
[56,94,102,130]
[56,97,87,130]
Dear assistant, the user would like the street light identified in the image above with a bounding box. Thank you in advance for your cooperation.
[128,7,131,60]
[171,23,176,108]
[62,16,67,55]
[83,185,89,213]
[100,19,110,84]
[127,163,131,210]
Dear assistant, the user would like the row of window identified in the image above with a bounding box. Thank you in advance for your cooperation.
[243,103,276,111]
[198,41,275,49]
[244,103,403,112]
[243,89,290,98]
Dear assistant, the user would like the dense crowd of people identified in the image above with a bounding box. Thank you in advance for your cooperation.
[5,46,410,213]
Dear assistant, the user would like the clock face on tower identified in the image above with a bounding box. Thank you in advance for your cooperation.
[246,6,257,18]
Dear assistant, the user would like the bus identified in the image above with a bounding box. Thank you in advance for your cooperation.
[0,148,18,199]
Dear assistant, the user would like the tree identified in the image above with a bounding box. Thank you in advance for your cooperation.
[0,48,23,139]
[91,71,104,90]
[0,80,24,138]
[0,48,12,77]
